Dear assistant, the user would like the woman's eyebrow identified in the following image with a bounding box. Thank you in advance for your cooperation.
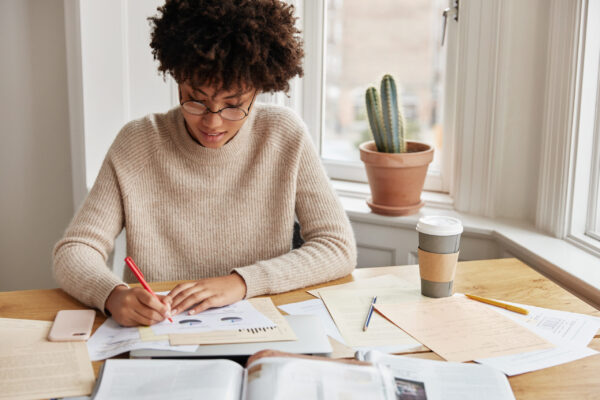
[192,88,249,101]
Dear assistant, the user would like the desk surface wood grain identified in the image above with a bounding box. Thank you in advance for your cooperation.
[1,258,598,399]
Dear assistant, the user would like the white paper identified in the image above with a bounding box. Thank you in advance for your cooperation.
[278,299,346,345]
[365,351,515,400]
[87,318,198,361]
[476,344,598,376]
[474,298,600,347]
[277,299,418,354]
[151,299,275,335]
[469,295,600,375]
[93,359,244,400]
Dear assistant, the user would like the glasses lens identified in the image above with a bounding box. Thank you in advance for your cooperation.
[182,101,207,115]
[220,108,246,121]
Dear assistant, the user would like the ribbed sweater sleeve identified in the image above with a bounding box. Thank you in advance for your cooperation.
[53,155,127,311]
[233,116,357,297]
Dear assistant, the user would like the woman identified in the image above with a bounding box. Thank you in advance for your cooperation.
[53,0,356,327]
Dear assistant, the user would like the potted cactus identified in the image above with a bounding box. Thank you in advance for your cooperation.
[359,74,434,216]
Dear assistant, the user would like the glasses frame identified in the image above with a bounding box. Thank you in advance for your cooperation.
[180,90,257,121]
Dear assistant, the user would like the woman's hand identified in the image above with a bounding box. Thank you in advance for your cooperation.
[163,273,247,316]
[105,285,171,327]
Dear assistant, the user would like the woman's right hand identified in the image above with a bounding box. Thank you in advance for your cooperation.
[105,285,171,327]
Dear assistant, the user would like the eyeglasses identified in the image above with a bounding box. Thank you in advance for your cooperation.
[180,90,257,121]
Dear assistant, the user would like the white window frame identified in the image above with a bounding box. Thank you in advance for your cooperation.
[299,0,455,193]
[566,0,600,257]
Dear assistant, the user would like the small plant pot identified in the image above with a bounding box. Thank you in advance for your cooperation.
[359,140,434,216]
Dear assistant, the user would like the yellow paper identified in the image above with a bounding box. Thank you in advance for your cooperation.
[307,274,418,298]
[138,326,168,342]
[0,318,95,400]
[169,298,297,345]
[319,287,426,350]
[375,296,554,362]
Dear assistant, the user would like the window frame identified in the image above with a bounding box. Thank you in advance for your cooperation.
[566,0,600,257]
[300,0,455,193]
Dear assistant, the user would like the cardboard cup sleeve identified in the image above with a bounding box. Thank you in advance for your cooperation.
[418,248,459,282]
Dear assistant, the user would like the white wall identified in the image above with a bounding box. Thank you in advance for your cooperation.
[0,0,74,291]
[79,0,177,189]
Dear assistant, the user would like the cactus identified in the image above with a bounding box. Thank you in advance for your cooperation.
[365,74,406,153]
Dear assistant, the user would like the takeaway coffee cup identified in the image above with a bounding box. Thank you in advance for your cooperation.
[416,216,463,298]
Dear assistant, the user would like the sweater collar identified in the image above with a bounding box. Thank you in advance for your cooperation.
[170,106,256,163]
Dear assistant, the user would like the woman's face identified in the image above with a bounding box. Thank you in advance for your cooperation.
[179,82,256,149]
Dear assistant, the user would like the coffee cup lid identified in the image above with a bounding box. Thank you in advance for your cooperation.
[416,216,463,236]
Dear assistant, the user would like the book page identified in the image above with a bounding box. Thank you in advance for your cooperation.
[245,357,397,400]
[365,351,515,400]
[93,359,244,400]
[0,318,95,400]
[375,296,554,362]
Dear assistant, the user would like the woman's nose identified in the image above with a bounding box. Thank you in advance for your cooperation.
[202,112,223,128]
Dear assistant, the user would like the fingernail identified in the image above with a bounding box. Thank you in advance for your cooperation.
[172,309,177,315]
[165,310,171,318]
[188,310,195,315]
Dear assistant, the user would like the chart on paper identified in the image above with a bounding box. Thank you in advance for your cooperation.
[151,295,276,336]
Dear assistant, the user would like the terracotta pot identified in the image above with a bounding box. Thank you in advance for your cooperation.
[359,140,434,216]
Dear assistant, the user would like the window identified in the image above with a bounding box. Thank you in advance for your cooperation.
[302,0,454,192]
[567,0,600,255]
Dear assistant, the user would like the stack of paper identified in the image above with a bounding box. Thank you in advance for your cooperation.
[373,293,600,375]
[374,296,554,362]
[287,276,600,376]
[87,297,292,360]
[471,297,600,375]
[305,274,428,353]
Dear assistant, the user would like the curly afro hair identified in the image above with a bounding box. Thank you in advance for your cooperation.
[149,0,304,93]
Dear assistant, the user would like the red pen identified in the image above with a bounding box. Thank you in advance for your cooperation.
[124,256,173,323]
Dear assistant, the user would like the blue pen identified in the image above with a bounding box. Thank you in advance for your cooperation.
[362,296,377,331]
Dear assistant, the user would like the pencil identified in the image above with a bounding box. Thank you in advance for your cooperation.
[362,296,377,331]
[124,256,173,323]
[465,293,529,315]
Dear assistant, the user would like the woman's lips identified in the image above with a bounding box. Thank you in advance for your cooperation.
[199,128,226,142]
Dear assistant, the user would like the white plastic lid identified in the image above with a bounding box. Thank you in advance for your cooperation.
[416,216,463,236]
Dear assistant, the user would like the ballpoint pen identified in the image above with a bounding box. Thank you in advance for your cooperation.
[465,293,529,315]
[124,256,173,323]
[362,296,377,331]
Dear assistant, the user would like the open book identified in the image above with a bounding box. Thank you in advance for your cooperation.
[91,353,515,400]
[92,357,394,399]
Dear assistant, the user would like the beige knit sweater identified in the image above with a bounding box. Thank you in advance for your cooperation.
[53,103,356,312]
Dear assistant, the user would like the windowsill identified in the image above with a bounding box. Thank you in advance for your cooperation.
[333,180,600,309]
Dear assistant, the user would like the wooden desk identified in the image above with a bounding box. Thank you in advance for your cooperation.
[1,258,598,399]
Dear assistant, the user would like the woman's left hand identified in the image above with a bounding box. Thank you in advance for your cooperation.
[163,273,247,315]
